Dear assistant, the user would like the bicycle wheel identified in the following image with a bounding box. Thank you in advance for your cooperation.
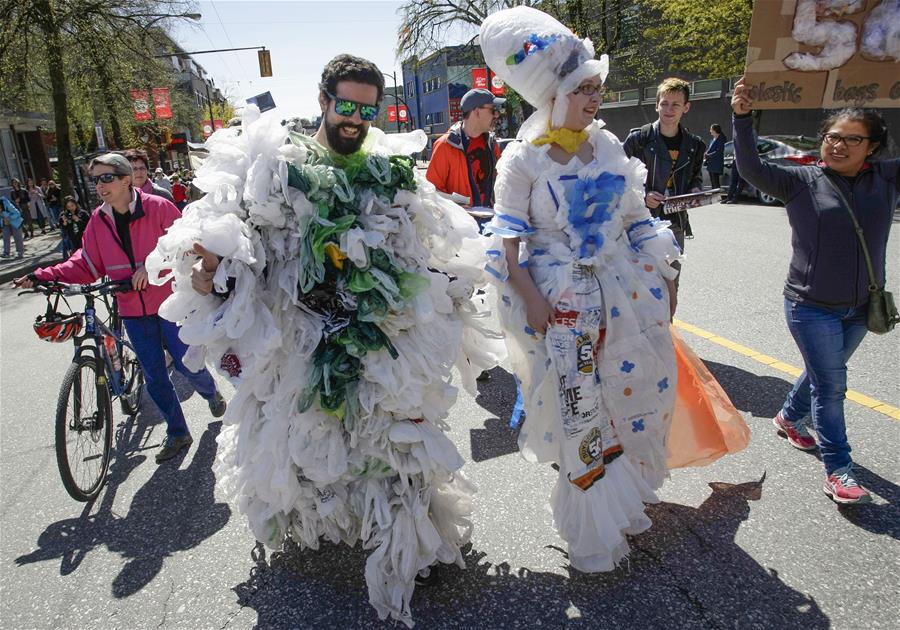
[119,343,144,416]
[55,355,113,501]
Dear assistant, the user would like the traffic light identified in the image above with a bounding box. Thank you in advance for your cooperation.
[258,49,272,77]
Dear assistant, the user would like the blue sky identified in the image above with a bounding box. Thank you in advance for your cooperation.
[170,1,417,119]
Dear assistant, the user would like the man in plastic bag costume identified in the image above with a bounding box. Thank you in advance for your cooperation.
[145,55,503,627]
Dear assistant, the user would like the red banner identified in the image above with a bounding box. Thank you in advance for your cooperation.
[153,88,173,119]
[490,72,505,96]
[472,68,488,90]
[398,106,408,122]
[387,106,408,123]
[131,90,151,121]
[202,119,225,139]
[448,97,462,122]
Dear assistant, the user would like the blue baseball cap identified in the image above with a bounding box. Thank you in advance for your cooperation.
[461,88,506,113]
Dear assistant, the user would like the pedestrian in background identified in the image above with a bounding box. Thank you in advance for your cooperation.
[171,175,188,210]
[14,153,227,463]
[45,180,62,227]
[9,178,32,239]
[1,196,25,258]
[426,87,504,218]
[153,167,172,193]
[123,149,175,203]
[732,78,898,505]
[26,178,52,233]
[58,195,88,258]
[705,123,726,189]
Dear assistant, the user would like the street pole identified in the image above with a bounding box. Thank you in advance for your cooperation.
[205,81,216,136]
[393,71,401,133]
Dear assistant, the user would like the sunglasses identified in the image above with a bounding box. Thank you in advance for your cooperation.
[326,91,380,121]
[90,173,125,185]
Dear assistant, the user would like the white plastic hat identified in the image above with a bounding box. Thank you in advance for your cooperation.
[480,6,609,137]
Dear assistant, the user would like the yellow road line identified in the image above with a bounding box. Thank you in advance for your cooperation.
[673,319,900,421]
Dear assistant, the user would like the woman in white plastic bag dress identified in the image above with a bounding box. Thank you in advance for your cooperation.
[145,55,503,627]
[480,7,684,572]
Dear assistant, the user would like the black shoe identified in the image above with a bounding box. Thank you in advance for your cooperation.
[156,434,193,462]
[414,565,440,587]
[476,370,492,382]
[722,199,735,204]
[208,391,227,418]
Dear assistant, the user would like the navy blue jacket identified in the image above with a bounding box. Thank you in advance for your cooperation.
[733,113,898,309]
[704,135,725,174]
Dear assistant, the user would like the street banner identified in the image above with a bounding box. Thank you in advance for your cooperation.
[490,72,506,96]
[472,68,488,90]
[131,90,151,121]
[398,106,408,122]
[743,0,900,109]
[449,97,462,122]
[202,119,225,139]
[387,105,397,122]
[153,88,173,119]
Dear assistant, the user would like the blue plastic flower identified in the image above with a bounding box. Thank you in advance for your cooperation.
[620,360,635,373]
[658,377,669,393]
[650,287,663,300]
[506,33,560,65]
[611,307,620,318]
[565,172,625,258]
[632,419,645,432]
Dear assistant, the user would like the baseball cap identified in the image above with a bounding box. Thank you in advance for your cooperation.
[154,167,164,173]
[461,88,506,113]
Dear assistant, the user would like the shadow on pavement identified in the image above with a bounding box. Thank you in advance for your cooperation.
[703,360,793,419]
[15,412,231,597]
[470,366,520,462]
[230,474,829,629]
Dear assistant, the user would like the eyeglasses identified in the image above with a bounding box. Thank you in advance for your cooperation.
[573,84,605,96]
[478,105,500,116]
[325,91,380,121]
[90,173,124,185]
[130,164,148,173]
[822,132,871,147]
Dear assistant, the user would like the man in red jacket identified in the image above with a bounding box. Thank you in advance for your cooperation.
[15,153,226,463]
[426,88,504,213]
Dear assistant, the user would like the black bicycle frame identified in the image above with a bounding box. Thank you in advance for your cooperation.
[73,290,135,399]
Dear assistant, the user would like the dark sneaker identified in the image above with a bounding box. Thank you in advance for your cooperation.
[773,411,817,451]
[156,434,193,463]
[208,391,227,418]
[476,370,492,382]
[823,465,872,505]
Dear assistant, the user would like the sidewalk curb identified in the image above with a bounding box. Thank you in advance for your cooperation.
[0,233,64,284]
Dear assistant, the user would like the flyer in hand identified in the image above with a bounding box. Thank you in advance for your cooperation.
[662,188,726,214]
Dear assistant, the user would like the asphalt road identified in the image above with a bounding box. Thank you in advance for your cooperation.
[1,200,898,629]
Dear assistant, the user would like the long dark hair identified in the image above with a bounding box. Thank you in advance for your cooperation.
[819,108,888,157]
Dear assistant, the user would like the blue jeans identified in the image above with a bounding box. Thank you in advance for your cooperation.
[781,298,868,473]
[123,315,218,437]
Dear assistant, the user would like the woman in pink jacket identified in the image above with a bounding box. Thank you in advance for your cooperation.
[15,154,226,463]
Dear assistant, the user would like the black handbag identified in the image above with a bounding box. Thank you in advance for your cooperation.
[822,175,899,334]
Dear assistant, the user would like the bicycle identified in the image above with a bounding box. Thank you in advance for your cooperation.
[19,279,145,501]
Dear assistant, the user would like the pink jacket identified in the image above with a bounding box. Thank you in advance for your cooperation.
[34,190,180,317]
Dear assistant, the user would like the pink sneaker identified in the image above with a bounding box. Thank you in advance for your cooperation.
[823,465,872,505]
[772,411,817,451]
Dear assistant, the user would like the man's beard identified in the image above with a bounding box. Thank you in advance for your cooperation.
[325,117,368,155]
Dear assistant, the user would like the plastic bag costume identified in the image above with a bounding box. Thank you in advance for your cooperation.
[480,7,685,572]
[145,106,503,627]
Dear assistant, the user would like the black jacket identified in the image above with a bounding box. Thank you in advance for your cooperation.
[734,113,899,309]
[623,121,706,230]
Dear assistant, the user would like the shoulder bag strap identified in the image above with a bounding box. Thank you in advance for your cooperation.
[820,173,879,291]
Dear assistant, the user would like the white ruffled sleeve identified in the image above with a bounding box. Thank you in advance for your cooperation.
[483,141,535,282]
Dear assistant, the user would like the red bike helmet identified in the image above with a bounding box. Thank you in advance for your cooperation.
[34,313,83,343]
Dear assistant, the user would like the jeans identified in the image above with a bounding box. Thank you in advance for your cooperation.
[2,223,25,256]
[123,315,218,437]
[781,298,868,473]
[727,164,745,200]
[709,172,721,189]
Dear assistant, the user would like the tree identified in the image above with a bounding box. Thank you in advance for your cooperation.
[0,0,201,195]
[641,0,753,79]
[397,1,541,59]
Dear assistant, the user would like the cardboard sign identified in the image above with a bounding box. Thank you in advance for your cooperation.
[743,0,900,109]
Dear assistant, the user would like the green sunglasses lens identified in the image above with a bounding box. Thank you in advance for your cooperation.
[359,105,378,121]
[334,99,356,116]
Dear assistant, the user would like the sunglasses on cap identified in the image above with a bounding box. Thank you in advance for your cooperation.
[326,91,380,121]
[89,173,126,185]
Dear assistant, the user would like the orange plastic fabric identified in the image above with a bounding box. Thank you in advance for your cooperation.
[666,329,751,468]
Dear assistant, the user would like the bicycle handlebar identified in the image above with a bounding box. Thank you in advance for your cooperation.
[17,278,133,298]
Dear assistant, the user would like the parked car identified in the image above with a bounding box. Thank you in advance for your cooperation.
[723,135,820,205]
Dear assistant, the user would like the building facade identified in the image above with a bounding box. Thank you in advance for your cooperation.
[0,111,53,199]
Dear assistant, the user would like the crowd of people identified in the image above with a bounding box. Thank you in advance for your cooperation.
[6,4,898,627]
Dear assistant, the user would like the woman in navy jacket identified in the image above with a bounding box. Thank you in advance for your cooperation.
[704,123,726,189]
[732,78,897,505]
